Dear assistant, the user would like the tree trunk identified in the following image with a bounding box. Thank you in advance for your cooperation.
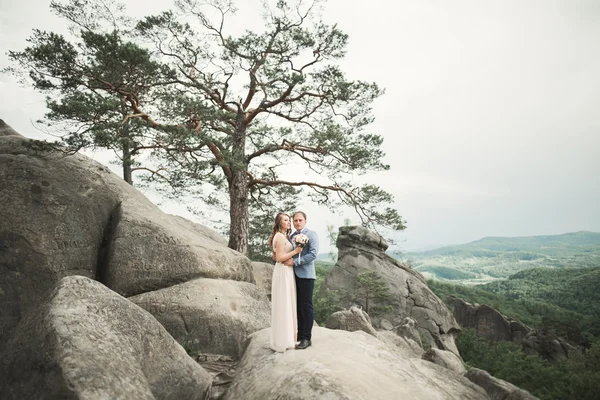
[122,138,133,185]
[228,169,249,254]
[227,108,249,254]
[120,98,133,185]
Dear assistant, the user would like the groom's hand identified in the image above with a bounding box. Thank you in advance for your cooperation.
[284,258,294,266]
[271,251,276,261]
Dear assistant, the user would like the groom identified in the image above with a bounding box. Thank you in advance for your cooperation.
[285,211,319,350]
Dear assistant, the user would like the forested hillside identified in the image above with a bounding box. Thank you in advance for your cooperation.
[402,231,600,283]
[428,266,600,400]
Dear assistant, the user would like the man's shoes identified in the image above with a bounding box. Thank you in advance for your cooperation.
[295,339,311,350]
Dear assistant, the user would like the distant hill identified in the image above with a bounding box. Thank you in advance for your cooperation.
[481,266,600,320]
[400,231,600,283]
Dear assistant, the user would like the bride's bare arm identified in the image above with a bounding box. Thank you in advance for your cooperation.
[274,234,301,263]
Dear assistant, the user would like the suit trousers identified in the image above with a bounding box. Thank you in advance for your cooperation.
[295,275,315,341]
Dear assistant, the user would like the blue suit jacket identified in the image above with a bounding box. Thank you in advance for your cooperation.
[290,228,319,279]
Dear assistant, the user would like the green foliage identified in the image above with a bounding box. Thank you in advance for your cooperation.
[406,231,600,282]
[313,261,343,325]
[481,267,600,337]
[427,279,588,336]
[356,271,392,315]
[6,0,406,253]
[457,328,600,400]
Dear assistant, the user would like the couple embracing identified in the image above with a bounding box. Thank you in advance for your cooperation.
[268,211,319,352]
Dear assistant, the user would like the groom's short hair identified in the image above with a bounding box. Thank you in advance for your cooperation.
[293,211,307,220]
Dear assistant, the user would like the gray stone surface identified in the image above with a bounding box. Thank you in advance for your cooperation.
[129,278,271,359]
[0,276,211,400]
[447,296,530,342]
[224,327,489,400]
[0,135,121,347]
[521,331,577,363]
[0,120,22,137]
[325,306,378,337]
[0,131,254,349]
[377,330,424,358]
[394,317,423,348]
[422,348,466,374]
[465,368,539,400]
[322,226,461,355]
[448,296,577,362]
[251,261,274,301]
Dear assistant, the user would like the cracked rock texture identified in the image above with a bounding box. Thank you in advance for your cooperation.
[224,327,489,400]
[129,278,271,359]
[325,305,378,337]
[464,368,539,400]
[0,276,211,400]
[0,123,268,358]
[321,226,461,355]
[447,296,577,362]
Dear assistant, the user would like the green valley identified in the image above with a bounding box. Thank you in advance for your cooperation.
[400,231,600,284]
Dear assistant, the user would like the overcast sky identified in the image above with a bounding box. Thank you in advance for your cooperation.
[1,0,599,252]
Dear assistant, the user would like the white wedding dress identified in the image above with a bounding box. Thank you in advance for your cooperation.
[270,232,297,352]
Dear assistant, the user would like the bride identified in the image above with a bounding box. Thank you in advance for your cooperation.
[268,212,302,352]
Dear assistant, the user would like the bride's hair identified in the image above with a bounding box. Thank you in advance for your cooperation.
[268,212,291,248]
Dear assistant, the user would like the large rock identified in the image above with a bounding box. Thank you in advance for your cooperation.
[321,226,461,355]
[422,348,466,374]
[447,296,577,362]
[325,306,378,337]
[251,261,274,300]
[0,120,22,137]
[0,133,121,346]
[0,128,254,347]
[447,296,531,342]
[224,327,489,400]
[464,368,539,400]
[129,278,271,359]
[0,276,211,400]
[100,172,253,296]
[521,331,576,363]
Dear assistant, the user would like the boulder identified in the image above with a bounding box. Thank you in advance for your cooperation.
[0,130,254,347]
[394,316,423,348]
[447,296,578,362]
[0,276,211,400]
[464,368,539,400]
[0,134,121,346]
[521,331,576,363]
[0,120,22,137]
[325,306,378,337]
[251,261,274,300]
[321,226,461,355]
[224,327,489,400]
[422,348,466,374]
[377,330,424,358]
[129,278,271,359]
[446,296,531,342]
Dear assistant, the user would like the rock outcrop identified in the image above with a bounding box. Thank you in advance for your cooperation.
[325,305,378,337]
[0,123,268,355]
[521,331,577,363]
[447,296,531,342]
[129,278,271,359]
[0,121,538,399]
[224,327,490,400]
[447,295,576,362]
[321,226,461,355]
[0,276,211,400]
[464,368,539,400]
[250,261,274,300]
[422,348,466,374]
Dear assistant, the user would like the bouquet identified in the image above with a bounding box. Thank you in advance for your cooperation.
[294,234,309,263]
